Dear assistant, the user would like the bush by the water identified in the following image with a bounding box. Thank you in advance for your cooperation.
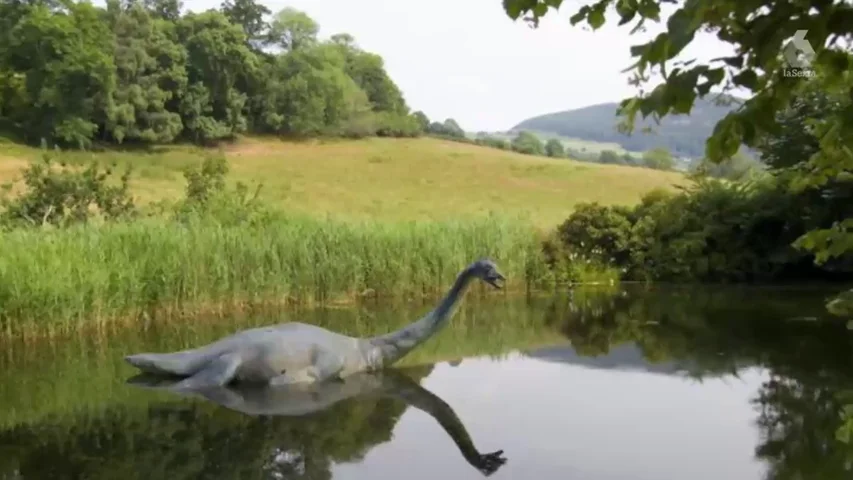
[552,177,853,283]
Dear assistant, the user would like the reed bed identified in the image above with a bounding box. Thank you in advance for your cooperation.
[0,212,591,337]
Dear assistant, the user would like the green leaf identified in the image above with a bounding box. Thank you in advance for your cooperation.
[636,0,660,20]
[696,81,713,96]
[569,5,590,25]
[615,0,637,25]
[502,0,527,19]
[672,88,696,114]
[704,67,725,86]
[706,115,742,162]
[617,12,636,25]
[665,9,696,55]
[644,35,671,64]
[588,7,606,29]
[732,70,759,90]
[721,56,744,68]
[629,42,648,58]
[740,117,757,146]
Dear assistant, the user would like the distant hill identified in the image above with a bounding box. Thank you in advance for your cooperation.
[510,95,746,159]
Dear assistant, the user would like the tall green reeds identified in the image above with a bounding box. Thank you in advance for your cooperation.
[0,212,575,336]
[0,152,619,338]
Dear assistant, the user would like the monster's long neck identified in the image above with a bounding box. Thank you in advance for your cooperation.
[367,267,475,368]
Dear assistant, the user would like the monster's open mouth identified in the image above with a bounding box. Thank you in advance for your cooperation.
[485,273,505,289]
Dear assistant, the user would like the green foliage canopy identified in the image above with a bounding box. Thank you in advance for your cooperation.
[0,0,422,146]
[512,130,545,155]
[544,138,565,157]
[641,146,674,170]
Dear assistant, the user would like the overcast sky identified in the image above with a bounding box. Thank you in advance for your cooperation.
[183,0,736,132]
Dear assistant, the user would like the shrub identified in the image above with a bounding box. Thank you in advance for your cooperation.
[553,177,850,283]
[0,150,136,229]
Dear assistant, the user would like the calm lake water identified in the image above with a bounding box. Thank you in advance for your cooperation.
[1,284,853,479]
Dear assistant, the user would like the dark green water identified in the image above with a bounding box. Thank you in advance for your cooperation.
[1,284,853,480]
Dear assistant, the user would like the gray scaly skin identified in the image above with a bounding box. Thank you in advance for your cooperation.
[124,258,506,389]
[128,368,508,476]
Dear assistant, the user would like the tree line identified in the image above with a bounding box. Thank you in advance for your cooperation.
[0,0,730,177]
[445,128,692,172]
[0,0,466,148]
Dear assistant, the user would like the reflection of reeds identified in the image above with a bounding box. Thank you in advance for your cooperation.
[0,295,566,429]
[0,213,609,339]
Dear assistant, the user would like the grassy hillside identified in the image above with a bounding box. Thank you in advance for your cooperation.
[511,95,745,159]
[0,136,687,228]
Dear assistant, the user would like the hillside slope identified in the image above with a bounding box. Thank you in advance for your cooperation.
[511,96,744,159]
[0,136,687,227]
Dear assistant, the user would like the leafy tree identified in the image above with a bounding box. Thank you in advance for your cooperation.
[0,1,434,149]
[641,147,674,170]
[335,42,408,115]
[260,44,371,136]
[759,87,848,172]
[142,0,182,21]
[511,131,544,155]
[474,135,510,150]
[598,150,621,164]
[220,0,270,47]
[556,202,634,265]
[1,0,116,147]
[544,138,565,157]
[268,7,318,51]
[177,11,256,142]
[411,111,430,131]
[424,118,466,139]
[442,118,465,138]
[104,0,186,144]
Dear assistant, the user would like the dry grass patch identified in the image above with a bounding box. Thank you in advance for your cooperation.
[0,136,689,227]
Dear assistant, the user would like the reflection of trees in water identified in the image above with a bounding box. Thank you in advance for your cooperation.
[0,366,434,480]
[545,285,853,480]
[754,375,853,480]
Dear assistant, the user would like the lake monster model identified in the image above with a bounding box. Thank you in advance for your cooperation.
[125,258,506,389]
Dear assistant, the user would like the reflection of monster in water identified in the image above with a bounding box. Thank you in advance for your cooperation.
[129,367,507,477]
[0,364,505,479]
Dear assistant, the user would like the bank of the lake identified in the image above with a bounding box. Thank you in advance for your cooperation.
[0,213,619,338]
